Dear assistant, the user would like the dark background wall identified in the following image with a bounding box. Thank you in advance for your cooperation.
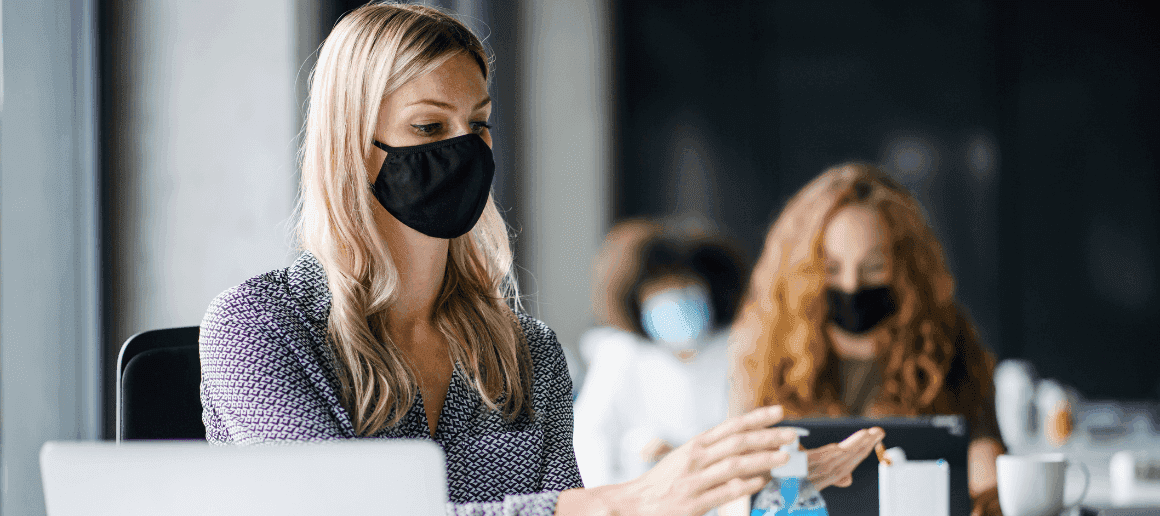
[999,1,1159,401]
[613,0,1160,400]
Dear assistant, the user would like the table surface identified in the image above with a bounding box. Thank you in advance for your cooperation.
[1006,403,1160,511]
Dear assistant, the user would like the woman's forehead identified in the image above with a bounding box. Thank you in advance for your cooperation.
[388,53,488,107]
[822,205,889,260]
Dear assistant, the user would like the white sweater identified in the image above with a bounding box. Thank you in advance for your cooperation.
[572,327,731,487]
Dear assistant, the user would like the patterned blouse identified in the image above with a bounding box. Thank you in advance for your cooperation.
[199,252,584,516]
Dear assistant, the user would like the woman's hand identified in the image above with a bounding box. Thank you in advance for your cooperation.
[559,406,796,516]
[805,427,885,490]
[625,405,797,516]
[970,486,1001,516]
[968,437,1003,516]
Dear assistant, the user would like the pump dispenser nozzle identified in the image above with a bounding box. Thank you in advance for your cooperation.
[772,427,810,478]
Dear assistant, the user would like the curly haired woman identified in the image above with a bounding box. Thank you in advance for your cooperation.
[729,163,1004,516]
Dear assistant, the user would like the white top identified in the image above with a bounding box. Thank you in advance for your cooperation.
[573,326,731,487]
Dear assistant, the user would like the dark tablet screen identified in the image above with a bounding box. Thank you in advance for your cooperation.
[781,416,971,516]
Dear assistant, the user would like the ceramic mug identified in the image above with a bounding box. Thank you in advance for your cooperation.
[997,453,1090,516]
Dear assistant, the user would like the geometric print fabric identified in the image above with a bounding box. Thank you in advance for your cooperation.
[200,252,584,515]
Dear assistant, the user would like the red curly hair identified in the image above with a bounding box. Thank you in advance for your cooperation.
[731,163,996,429]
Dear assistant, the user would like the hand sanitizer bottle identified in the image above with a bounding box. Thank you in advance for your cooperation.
[750,427,828,516]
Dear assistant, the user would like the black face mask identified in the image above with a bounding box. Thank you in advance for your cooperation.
[371,133,495,239]
[826,286,897,334]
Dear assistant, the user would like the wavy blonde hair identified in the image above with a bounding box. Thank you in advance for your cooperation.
[732,163,995,422]
[296,3,531,436]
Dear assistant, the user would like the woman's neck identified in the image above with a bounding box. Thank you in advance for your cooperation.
[827,323,881,361]
[377,209,449,343]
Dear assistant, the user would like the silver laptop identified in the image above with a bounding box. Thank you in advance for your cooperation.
[40,439,448,516]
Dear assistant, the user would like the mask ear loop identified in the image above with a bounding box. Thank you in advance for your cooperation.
[369,140,392,189]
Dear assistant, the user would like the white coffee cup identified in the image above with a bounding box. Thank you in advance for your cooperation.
[997,453,1090,516]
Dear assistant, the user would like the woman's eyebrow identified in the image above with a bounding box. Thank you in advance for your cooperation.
[405,96,492,111]
[406,99,456,110]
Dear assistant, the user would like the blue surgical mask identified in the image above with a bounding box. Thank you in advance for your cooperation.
[640,285,713,346]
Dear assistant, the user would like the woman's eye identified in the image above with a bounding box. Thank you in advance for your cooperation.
[470,121,493,133]
[825,263,840,276]
[411,123,442,136]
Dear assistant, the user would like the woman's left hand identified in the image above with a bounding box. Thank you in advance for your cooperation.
[805,427,885,490]
[970,486,1002,516]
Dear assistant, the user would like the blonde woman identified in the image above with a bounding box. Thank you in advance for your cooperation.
[199,3,801,515]
[729,163,1004,516]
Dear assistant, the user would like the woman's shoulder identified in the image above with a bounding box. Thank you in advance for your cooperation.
[945,304,996,370]
[204,252,329,328]
[199,255,334,384]
[512,312,577,391]
[204,268,293,328]
[200,254,332,367]
[513,311,562,359]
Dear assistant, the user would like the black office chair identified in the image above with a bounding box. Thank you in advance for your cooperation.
[116,326,206,441]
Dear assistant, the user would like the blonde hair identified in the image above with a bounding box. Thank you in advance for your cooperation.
[732,163,995,422]
[296,3,531,436]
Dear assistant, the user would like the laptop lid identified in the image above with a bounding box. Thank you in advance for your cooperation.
[40,439,447,516]
[785,416,972,516]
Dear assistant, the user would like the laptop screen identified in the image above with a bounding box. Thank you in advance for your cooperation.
[40,440,447,516]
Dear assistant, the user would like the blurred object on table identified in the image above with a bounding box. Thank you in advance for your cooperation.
[1095,509,1160,516]
[1111,451,1160,508]
[995,359,1039,448]
[1038,379,1077,447]
[994,358,1160,510]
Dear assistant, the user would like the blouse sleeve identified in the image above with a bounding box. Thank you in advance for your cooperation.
[444,493,561,516]
[535,324,585,492]
[199,284,347,444]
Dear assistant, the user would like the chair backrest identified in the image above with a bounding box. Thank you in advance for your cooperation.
[116,326,204,441]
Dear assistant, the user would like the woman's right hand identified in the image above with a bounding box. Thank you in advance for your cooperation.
[559,405,796,516]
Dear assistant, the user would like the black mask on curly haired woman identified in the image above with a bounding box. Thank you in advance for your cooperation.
[825,286,897,334]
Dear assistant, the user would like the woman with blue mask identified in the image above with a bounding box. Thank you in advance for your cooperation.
[574,227,750,489]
